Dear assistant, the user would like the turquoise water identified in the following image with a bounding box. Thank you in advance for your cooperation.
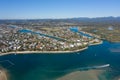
[0,41,120,80]
[70,27,93,38]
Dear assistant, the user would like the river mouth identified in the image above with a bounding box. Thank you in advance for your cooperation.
[0,41,120,80]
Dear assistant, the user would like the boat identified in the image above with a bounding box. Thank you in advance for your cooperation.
[79,64,110,71]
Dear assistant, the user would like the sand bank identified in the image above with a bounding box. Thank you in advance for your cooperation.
[57,70,106,80]
[0,70,8,80]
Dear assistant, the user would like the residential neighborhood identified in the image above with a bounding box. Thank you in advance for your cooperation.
[0,24,102,54]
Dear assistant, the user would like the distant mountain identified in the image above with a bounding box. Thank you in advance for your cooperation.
[71,16,120,22]
[0,17,120,27]
[0,16,120,22]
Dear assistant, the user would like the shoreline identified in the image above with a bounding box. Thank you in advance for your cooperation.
[0,47,88,56]
[0,41,103,56]
[89,41,103,46]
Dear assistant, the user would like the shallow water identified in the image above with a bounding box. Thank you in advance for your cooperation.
[0,41,120,80]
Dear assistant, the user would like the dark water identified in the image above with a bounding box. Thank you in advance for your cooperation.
[0,41,120,80]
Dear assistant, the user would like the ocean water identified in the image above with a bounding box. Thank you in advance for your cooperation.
[0,41,120,80]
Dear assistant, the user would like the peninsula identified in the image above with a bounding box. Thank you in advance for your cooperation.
[0,25,102,55]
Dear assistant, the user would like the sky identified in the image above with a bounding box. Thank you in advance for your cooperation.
[0,0,120,19]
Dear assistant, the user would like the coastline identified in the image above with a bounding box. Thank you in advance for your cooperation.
[0,47,88,56]
[89,41,103,46]
[0,41,103,56]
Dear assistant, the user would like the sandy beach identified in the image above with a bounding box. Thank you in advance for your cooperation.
[89,41,103,46]
[0,47,88,56]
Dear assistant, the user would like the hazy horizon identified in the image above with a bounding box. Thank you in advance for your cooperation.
[0,16,120,20]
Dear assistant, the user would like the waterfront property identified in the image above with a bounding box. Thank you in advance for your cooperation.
[0,26,102,54]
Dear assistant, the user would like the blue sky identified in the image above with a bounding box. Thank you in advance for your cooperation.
[0,0,120,19]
